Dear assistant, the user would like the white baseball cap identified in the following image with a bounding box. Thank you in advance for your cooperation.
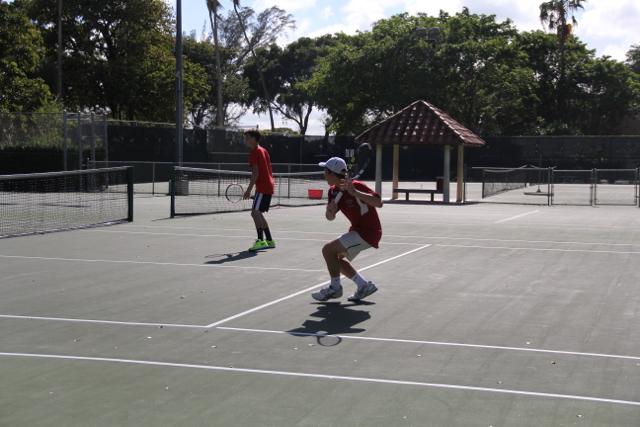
[319,157,347,175]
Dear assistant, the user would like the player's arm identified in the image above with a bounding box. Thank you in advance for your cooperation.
[325,189,338,221]
[345,181,383,208]
[326,201,338,221]
[244,165,258,199]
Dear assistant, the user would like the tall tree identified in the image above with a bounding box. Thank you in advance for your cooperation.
[307,11,540,135]
[206,0,224,126]
[0,1,53,112]
[232,0,294,131]
[539,0,586,128]
[244,36,335,135]
[626,44,640,74]
[26,0,208,121]
[183,34,248,128]
[574,57,640,134]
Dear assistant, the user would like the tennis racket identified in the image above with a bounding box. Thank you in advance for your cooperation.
[333,143,373,204]
[225,183,244,203]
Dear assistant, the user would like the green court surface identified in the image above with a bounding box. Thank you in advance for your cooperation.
[1,194,640,426]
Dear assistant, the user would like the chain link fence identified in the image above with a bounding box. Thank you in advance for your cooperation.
[1,112,107,173]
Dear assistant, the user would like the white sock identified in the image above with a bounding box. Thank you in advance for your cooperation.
[351,273,368,289]
[330,277,342,289]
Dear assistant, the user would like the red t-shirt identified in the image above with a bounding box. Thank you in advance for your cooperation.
[249,145,275,194]
[329,181,382,248]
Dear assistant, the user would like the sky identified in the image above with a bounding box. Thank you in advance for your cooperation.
[172,0,640,134]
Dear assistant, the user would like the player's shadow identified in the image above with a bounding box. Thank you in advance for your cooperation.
[287,302,373,341]
[204,251,257,264]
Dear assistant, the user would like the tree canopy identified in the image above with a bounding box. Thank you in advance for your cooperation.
[0,1,53,112]
[0,2,638,136]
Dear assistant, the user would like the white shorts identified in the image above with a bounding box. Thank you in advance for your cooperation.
[338,231,371,261]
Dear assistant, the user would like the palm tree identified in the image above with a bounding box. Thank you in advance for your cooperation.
[233,0,275,130]
[206,0,224,127]
[539,0,586,126]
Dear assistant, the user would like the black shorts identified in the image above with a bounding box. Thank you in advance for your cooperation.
[252,193,272,212]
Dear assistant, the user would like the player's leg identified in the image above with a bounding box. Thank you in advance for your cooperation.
[257,194,275,248]
[249,194,269,251]
[312,239,347,301]
[338,232,377,301]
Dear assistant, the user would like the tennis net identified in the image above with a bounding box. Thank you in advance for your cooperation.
[1,167,133,238]
[171,166,327,216]
[481,167,530,198]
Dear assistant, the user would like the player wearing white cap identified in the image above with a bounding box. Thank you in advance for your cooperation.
[312,157,383,302]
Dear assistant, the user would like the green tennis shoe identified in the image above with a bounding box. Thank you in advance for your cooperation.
[249,239,269,251]
[266,240,276,249]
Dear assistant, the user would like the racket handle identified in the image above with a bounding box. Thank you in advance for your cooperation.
[333,191,344,204]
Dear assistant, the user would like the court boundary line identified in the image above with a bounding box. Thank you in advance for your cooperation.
[1,352,638,407]
[435,244,640,255]
[200,216,640,232]
[217,326,640,362]
[494,210,540,224]
[0,314,206,329]
[123,225,640,248]
[0,255,324,273]
[84,230,421,246]
[2,315,638,364]
[204,244,432,328]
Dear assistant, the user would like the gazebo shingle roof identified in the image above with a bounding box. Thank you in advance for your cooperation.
[355,100,486,147]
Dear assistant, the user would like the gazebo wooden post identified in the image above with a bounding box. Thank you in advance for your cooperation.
[457,145,465,203]
[375,143,383,196]
[443,145,451,203]
[392,144,399,200]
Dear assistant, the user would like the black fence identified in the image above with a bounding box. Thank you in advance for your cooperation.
[2,113,640,178]
[466,166,640,207]
[475,136,640,170]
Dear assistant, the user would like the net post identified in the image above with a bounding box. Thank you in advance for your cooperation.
[170,167,176,218]
[62,112,68,171]
[127,166,134,222]
[152,162,156,196]
[637,167,640,208]
[547,167,552,206]
[76,112,82,170]
[103,114,109,167]
[591,168,596,206]
[90,112,96,163]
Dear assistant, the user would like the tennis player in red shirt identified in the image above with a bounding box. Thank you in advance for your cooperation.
[243,130,276,251]
[312,157,382,302]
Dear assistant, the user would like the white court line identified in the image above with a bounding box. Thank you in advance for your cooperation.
[125,225,640,248]
[0,314,206,329]
[128,225,338,233]
[0,255,323,273]
[436,244,640,255]
[241,213,640,232]
[494,210,540,224]
[217,327,640,362]
[84,230,420,246]
[205,244,432,328]
[1,352,638,407]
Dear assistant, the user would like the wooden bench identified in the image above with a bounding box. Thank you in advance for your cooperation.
[393,188,442,201]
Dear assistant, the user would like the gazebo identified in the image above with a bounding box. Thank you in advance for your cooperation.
[355,100,486,203]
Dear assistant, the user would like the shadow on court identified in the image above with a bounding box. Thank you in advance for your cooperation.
[287,302,374,345]
[205,251,258,264]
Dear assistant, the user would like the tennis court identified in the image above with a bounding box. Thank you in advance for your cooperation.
[1,189,640,426]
